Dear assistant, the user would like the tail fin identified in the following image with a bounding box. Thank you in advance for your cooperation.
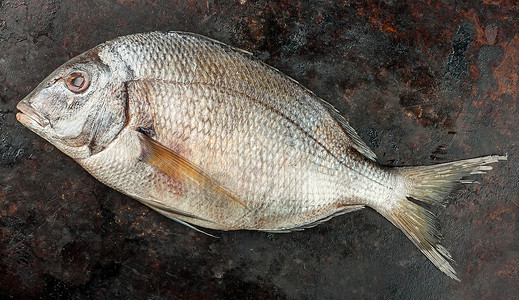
[379,155,507,281]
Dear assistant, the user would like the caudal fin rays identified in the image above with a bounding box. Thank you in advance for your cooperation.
[376,155,506,281]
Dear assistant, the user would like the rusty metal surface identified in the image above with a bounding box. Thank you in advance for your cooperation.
[0,0,517,298]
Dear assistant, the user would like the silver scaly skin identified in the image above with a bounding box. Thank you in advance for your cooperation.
[85,32,388,230]
[16,32,506,281]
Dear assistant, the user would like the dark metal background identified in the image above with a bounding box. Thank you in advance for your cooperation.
[1,1,517,298]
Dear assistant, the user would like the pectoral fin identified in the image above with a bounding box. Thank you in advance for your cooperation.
[139,131,247,208]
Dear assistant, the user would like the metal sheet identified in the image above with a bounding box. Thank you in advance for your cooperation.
[1,1,517,298]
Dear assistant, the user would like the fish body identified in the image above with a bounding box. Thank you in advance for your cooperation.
[16,32,506,280]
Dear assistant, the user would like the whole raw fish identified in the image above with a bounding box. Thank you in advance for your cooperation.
[16,31,506,280]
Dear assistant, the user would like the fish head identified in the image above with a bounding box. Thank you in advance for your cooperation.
[16,47,129,159]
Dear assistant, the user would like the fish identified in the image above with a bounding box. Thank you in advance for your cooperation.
[16,31,506,281]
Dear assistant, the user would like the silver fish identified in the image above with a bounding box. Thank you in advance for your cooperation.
[16,31,506,280]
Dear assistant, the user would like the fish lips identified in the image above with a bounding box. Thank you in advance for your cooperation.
[16,101,50,129]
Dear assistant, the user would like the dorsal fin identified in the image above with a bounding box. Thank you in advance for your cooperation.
[318,98,378,161]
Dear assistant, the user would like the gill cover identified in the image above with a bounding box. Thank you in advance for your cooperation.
[18,48,129,158]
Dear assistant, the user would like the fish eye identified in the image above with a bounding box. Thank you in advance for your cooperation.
[66,71,90,94]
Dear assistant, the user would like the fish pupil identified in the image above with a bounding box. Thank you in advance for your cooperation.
[71,76,84,87]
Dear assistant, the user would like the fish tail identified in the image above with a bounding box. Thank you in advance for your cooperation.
[378,155,507,281]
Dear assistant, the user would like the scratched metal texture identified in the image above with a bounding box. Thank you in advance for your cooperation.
[0,1,517,299]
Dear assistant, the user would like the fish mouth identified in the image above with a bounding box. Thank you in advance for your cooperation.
[16,101,50,128]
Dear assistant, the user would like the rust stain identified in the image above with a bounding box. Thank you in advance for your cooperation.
[406,2,454,57]
[460,8,517,95]
[473,206,516,236]
[495,258,519,280]
[492,34,519,101]
[459,7,511,47]
[117,0,138,4]
[482,0,516,5]
[8,203,18,215]
[355,1,403,39]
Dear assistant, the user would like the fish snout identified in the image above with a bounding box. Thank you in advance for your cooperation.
[16,101,50,128]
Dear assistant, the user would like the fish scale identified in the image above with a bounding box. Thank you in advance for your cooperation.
[151,82,347,209]
[112,44,402,227]
[16,31,506,280]
[113,33,358,169]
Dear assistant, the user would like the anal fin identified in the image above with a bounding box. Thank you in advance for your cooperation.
[142,198,215,223]
[265,205,365,232]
